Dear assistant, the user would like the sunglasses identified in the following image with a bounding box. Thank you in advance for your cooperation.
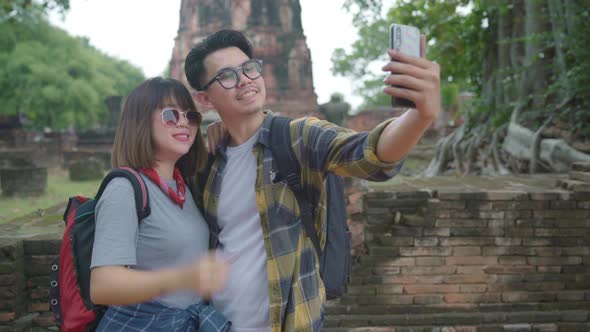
[160,108,202,127]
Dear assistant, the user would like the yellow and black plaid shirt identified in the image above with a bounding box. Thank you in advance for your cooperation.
[201,112,404,331]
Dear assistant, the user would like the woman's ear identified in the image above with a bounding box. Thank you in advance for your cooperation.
[195,91,214,109]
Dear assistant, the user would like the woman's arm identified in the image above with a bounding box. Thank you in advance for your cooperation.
[90,179,228,306]
[90,252,227,305]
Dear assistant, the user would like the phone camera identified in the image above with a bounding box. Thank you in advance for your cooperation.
[395,27,402,49]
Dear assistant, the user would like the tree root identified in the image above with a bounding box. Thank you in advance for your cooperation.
[451,125,466,174]
[427,112,590,176]
[491,124,511,175]
[466,131,483,174]
[530,116,553,174]
[423,127,460,177]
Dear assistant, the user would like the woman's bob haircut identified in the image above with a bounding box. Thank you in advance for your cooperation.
[111,77,207,182]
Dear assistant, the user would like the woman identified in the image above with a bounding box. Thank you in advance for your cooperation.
[90,77,230,331]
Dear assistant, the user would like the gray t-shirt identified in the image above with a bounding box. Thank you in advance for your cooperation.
[90,173,209,309]
[212,132,271,332]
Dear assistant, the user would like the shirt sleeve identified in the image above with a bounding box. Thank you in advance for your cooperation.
[90,178,139,269]
[290,116,405,182]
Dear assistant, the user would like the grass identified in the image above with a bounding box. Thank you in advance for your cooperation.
[0,141,435,224]
[0,172,103,224]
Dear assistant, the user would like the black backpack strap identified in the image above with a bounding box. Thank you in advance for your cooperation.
[194,153,220,251]
[269,116,322,257]
[95,167,151,221]
[194,154,215,211]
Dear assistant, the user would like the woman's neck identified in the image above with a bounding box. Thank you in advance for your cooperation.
[152,161,176,181]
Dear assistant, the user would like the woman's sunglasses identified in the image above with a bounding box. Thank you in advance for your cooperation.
[160,109,202,128]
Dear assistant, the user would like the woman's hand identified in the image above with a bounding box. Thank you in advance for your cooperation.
[180,252,229,299]
[90,252,229,305]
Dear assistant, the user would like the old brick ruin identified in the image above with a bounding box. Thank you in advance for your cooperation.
[169,0,318,119]
[321,165,590,331]
[2,164,590,331]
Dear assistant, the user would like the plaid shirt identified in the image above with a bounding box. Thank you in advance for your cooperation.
[97,301,231,332]
[201,113,404,332]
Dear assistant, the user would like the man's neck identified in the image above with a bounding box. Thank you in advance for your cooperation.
[223,111,265,147]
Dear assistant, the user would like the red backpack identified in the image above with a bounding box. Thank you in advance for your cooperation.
[49,168,150,332]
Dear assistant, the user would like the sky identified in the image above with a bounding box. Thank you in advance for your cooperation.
[49,0,363,108]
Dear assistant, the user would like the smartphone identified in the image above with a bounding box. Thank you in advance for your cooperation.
[389,23,420,108]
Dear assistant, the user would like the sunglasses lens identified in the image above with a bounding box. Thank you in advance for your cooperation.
[162,109,179,127]
[186,111,202,126]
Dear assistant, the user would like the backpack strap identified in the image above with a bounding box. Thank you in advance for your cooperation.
[193,153,220,251]
[269,116,322,257]
[95,167,151,221]
[194,154,215,211]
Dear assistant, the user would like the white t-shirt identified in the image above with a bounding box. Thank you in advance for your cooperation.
[212,132,271,332]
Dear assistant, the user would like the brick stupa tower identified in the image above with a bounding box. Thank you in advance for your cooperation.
[169,0,318,118]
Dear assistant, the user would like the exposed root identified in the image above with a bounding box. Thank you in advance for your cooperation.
[530,116,553,174]
[451,125,466,174]
[423,129,458,177]
[491,124,511,175]
[465,130,485,175]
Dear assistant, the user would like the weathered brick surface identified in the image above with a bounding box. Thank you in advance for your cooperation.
[325,180,590,330]
[3,175,590,331]
[32,312,55,327]
[0,312,15,323]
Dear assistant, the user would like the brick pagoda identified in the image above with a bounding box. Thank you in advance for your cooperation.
[169,0,318,118]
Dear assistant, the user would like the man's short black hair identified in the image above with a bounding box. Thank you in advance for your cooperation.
[184,29,254,91]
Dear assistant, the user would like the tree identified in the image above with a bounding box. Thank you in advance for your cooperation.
[333,0,590,175]
[0,14,144,130]
[1,0,69,22]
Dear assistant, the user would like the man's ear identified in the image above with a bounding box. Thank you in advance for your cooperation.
[195,91,214,109]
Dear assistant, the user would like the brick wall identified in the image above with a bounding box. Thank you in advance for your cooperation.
[346,108,403,133]
[325,185,590,331]
[0,237,59,331]
[361,189,590,306]
[1,175,590,331]
[0,240,25,325]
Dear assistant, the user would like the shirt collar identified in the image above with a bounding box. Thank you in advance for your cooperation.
[213,110,275,161]
[257,110,275,149]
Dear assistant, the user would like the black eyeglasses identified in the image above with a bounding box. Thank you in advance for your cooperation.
[202,59,264,90]
[160,109,202,127]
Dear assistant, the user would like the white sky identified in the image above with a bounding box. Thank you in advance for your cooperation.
[49,0,363,108]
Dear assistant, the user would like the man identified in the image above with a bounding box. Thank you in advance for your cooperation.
[184,29,440,332]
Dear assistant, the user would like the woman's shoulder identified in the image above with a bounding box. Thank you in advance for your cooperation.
[96,177,137,209]
[101,177,135,195]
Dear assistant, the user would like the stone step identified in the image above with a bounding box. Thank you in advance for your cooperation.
[570,170,590,183]
[557,179,590,191]
[322,322,590,332]
[572,161,590,172]
[323,309,589,329]
[324,301,590,316]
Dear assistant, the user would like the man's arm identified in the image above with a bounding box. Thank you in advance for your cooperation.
[377,35,441,163]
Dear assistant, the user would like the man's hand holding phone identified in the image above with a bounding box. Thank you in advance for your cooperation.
[383,33,441,122]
